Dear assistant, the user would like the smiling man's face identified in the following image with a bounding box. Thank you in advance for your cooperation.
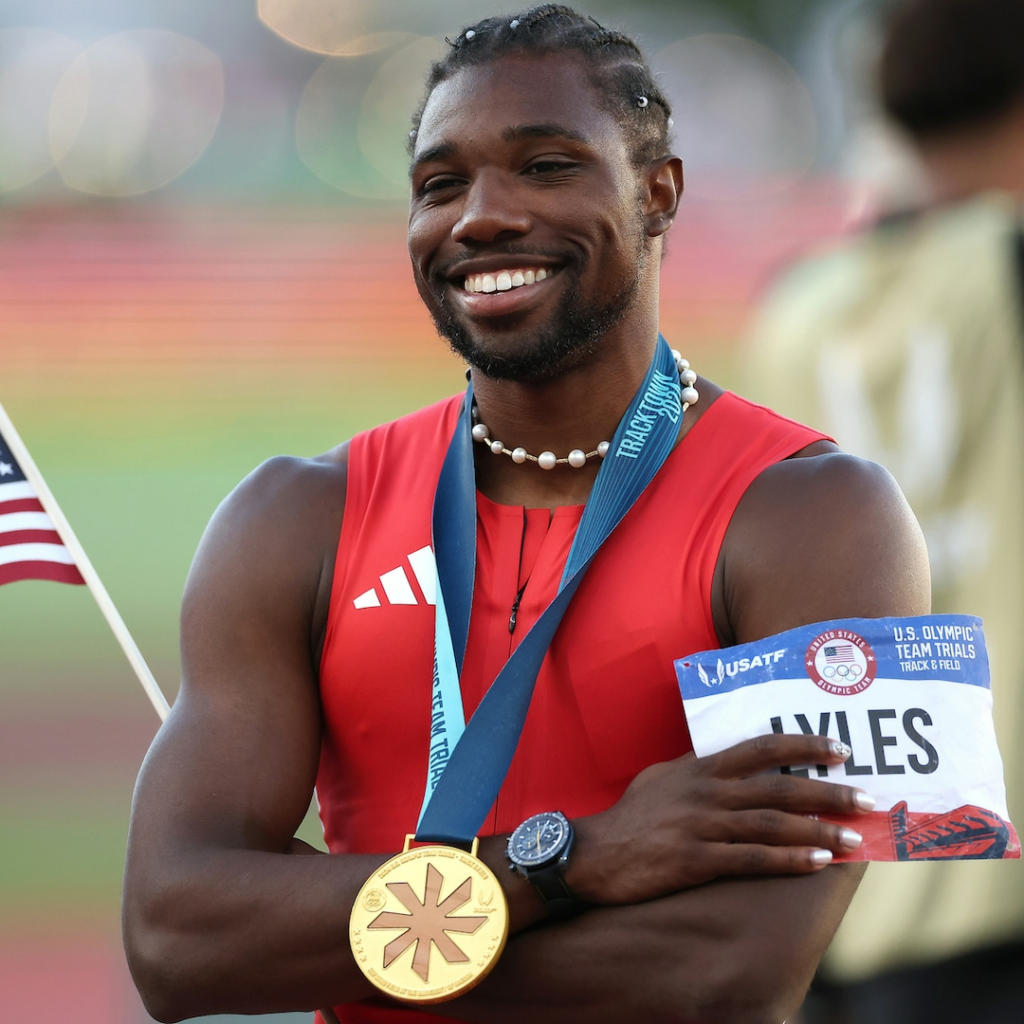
[407,52,657,382]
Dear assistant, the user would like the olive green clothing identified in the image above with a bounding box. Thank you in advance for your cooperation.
[747,194,1024,980]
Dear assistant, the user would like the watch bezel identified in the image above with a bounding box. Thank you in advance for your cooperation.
[507,810,571,869]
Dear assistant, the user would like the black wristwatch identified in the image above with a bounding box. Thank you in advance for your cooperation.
[506,810,583,920]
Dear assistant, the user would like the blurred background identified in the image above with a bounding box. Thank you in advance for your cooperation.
[0,1,913,1021]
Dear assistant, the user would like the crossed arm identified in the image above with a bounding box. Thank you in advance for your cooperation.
[122,443,929,1023]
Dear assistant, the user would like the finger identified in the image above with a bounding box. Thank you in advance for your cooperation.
[716,808,865,854]
[707,733,855,778]
[723,772,876,816]
[697,840,844,880]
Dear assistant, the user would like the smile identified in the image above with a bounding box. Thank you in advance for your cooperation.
[463,268,554,293]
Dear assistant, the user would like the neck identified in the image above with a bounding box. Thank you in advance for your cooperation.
[918,102,1024,204]
[468,331,708,512]
[471,355,652,508]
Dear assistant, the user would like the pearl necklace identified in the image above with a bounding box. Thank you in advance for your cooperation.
[471,349,699,470]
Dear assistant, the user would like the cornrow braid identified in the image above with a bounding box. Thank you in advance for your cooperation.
[408,4,672,167]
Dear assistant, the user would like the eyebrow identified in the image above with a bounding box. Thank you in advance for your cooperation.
[501,123,591,145]
[410,124,592,178]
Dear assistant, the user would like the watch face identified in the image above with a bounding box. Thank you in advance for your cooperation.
[509,811,569,868]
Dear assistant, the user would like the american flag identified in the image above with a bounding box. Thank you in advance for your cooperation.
[824,644,856,664]
[0,427,84,587]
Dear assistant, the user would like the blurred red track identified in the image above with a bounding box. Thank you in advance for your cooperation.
[0,190,851,369]
[0,934,141,1023]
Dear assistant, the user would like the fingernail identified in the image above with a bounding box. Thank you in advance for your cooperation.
[840,828,863,849]
[854,791,876,812]
[829,740,851,759]
[811,849,833,866]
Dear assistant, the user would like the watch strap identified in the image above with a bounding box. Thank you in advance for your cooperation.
[527,855,583,921]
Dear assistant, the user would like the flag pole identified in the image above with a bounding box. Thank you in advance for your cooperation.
[0,401,171,721]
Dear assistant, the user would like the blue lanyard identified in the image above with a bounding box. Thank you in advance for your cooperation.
[416,335,682,844]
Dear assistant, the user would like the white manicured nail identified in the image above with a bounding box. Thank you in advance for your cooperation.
[840,828,863,849]
[811,849,833,866]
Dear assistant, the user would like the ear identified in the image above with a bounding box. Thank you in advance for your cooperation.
[643,155,683,237]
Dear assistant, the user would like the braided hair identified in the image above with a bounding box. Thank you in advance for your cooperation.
[409,4,672,167]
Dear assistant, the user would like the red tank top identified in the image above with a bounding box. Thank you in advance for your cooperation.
[316,391,824,1024]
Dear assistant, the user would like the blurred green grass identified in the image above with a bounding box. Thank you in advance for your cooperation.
[1,359,464,696]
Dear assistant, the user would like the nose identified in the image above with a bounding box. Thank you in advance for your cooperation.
[451,170,531,244]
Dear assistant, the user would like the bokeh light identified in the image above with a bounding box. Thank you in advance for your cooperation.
[655,34,817,201]
[258,0,393,56]
[49,29,224,197]
[359,36,445,191]
[0,28,83,192]
[296,35,439,200]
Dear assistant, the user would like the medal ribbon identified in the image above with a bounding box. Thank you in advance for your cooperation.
[416,335,682,844]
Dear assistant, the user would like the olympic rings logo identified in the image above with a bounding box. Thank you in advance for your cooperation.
[821,663,863,680]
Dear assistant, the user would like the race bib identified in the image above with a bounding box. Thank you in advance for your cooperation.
[675,615,1020,861]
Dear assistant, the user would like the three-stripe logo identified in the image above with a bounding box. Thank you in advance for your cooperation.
[353,545,436,609]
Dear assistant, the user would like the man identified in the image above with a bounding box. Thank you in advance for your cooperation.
[122,7,928,1023]
[746,1,1024,1020]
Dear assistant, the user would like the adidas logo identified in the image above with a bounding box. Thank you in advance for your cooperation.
[353,545,436,609]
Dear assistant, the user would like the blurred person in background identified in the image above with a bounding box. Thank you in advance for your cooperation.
[121,5,929,1023]
[747,1,1024,1021]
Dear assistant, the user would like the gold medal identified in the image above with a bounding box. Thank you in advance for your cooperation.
[350,836,509,1004]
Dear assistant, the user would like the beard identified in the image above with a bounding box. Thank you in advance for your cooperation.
[426,239,646,383]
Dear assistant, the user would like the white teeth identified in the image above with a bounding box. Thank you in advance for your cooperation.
[462,268,553,293]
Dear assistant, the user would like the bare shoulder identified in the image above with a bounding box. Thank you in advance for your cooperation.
[198,443,350,556]
[714,443,931,646]
[182,442,351,681]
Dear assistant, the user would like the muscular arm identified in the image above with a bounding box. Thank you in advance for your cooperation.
[123,450,390,1018]
[123,440,929,1023]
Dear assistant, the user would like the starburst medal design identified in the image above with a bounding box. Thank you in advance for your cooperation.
[350,837,509,1003]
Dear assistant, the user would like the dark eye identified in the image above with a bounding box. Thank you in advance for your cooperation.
[525,160,576,176]
[417,175,463,197]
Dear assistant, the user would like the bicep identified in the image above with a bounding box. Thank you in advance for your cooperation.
[128,455,342,873]
[722,452,930,645]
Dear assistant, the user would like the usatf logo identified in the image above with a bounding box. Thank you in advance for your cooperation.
[697,660,726,688]
[805,630,876,695]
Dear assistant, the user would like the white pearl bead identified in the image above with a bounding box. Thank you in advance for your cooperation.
[681,386,699,406]
[597,441,610,457]
[490,440,504,454]
[681,369,697,386]
[538,451,557,470]
[676,357,690,371]
[472,423,488,442]
[511,447,528,464]
[567,449,587,468]
[670,348,682,363]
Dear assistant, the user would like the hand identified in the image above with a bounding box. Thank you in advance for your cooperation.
[570,733,873,906]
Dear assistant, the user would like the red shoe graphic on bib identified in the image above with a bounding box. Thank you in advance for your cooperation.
[889,801,1012,860]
